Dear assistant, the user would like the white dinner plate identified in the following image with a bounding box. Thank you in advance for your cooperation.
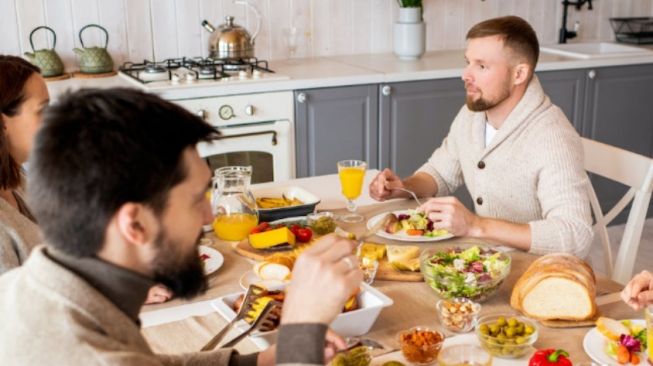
[366,210,455,242]
[199,245,224,276]
[238,270,287,291]
[583,319,646,365]
[371,333,532,366]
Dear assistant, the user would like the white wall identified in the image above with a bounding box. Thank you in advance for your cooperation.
[1,0,651,71]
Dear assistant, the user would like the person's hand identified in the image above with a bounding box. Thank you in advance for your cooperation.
[621,270,653,310]
[418,196,480,237]
[144,284,173,304]
[282,234,363,325]
[369,168,404,201]
[324,329,347,362]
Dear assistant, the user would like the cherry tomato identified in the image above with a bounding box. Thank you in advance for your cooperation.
[289,224,301,236]
[296,228,313,242]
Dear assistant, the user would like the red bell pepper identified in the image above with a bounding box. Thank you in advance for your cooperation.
[528,349,572,366]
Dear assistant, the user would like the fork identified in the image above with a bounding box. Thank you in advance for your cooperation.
[200,284,267,351]
[392,187,422,206]
[337,337,385,354]
[219,300,282,348]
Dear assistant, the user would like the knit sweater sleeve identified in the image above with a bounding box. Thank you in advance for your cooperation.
[527,124,593,258]
[416,109,465,197]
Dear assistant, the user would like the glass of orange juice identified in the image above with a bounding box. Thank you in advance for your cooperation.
[337,160,366,223]
[647,305,652,365]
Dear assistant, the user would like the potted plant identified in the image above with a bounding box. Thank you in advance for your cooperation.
[394,0,425,60]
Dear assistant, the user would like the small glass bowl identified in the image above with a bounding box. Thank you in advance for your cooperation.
[330,345,371,366]
[359,256,379,285]
[437,344,492,366]
[398,327,444,365]
[306,211,336,235]
[476,314,538,359]
[436,298,481,333]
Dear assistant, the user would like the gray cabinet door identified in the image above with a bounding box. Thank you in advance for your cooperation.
[378,78,471,208]
[582,64,653,220]
[537,69,586,133]
[294,85,378,177]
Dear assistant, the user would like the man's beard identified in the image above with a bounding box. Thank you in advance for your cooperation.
[465,81,511,112]
[151,228,207,299]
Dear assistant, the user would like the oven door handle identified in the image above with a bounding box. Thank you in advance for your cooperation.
[216,130,277,145]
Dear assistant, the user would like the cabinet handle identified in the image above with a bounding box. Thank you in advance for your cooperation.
[588,70,596,79]
[382,85,392,96]
[244,104,255,116]
[296,93,307,103]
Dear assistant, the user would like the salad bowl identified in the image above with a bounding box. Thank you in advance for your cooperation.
[420,245,511,302]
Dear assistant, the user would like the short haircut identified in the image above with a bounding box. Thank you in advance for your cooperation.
[466,16,540,74]
[28,88,219,257]
[0,55,40,190]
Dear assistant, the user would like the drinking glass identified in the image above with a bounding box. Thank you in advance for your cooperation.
[337,160,367,223]
[647,305,653,365]
[437,344,492,366]
[283,27,298,59]
[359,256,379,284]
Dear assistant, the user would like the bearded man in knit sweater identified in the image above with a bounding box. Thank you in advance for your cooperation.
[0,88,363,365]
[370,16,593,258]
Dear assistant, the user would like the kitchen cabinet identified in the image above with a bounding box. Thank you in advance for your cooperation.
[378,78,473,208]
[582,64,653,221]
[294,85,378,177]
[537,69,587,133]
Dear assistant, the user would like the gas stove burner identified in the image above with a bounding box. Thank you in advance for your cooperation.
[143,64,167,74]
[199,66,217,75]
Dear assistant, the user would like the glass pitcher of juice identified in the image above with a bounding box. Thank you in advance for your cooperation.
[211,166,258,241]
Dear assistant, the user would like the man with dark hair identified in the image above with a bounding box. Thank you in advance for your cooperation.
[0,88,363,365]
[370,16,593,257]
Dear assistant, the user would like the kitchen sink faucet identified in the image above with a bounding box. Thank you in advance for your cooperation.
[559,0,593,44]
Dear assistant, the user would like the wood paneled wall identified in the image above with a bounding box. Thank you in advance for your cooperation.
[1,0,651,71]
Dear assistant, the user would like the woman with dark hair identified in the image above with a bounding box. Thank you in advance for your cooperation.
[0,55,49,274]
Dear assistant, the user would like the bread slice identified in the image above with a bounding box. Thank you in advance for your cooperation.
[510,253,597,321]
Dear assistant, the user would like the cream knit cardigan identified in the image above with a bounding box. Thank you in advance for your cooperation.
[417,76,593,258]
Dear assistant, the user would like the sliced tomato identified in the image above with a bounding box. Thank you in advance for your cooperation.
[406,229,424,236]
[296,228,313,242]
[250,222,270,234]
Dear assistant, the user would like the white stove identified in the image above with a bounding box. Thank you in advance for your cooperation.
[118,57,290,92]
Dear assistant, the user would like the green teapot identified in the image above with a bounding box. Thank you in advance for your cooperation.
[24,26,64,77]
[73,24,114,74]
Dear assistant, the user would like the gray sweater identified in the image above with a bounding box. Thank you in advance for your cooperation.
[0,187,41,274]
[418,76,593,257]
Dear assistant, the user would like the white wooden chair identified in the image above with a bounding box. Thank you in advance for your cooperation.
[582,137,653,284]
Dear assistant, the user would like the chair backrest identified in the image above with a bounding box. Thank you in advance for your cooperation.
[582,137,653,284]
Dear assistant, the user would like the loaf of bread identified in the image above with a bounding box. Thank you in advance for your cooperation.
[510,253,597,321]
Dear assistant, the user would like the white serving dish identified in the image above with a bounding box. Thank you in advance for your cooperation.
[251,185,321,222]
[211,283,394,349]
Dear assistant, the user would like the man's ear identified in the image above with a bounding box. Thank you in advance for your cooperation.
[513,63,531,86]
[115,202,158,246]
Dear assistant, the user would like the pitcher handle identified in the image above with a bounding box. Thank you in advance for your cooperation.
[29,26,57,51]
[78,24,109,48]
[234,0,261,45]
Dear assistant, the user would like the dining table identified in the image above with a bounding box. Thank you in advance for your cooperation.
[139,170,642,365]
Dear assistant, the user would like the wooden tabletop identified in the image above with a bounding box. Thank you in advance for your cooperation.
[140,199,640,364]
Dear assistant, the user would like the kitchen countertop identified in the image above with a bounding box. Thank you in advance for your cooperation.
[45,44,653,100]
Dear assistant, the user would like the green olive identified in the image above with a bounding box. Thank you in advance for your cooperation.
[507,317,518,327]
[515,336,526,345]
[496,316,506,326]
[524,325,535,335]
[382,362,406,366]
[479,324,489,335]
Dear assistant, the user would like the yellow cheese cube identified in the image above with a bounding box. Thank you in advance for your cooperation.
[249,227,296,249]
[360,242,386,260]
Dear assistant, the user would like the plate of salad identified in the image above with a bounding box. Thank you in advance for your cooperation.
[583,318,648,365]
[420,245,511,302]
[366,210,454,242]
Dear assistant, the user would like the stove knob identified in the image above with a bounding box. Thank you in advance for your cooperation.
[238,70,248,79]
[196,109,208,120]
[244,104,255,116]
[252,69,262,79]
[171,74,181,84]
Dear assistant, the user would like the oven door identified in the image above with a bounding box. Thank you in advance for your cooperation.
[197,119,294,183]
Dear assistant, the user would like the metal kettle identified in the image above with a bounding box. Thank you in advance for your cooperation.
[73,24,114,74]
[201,1,261,60]
[24,26,65,77]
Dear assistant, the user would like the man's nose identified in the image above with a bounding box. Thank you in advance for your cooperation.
[461,67,472,83]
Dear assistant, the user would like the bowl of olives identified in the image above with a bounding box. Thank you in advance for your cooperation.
[475,314,537,359]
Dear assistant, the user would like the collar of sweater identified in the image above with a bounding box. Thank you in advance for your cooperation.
[47,247,155,324]
[471,75,550,156]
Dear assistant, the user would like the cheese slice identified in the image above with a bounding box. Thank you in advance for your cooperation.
[386,245,420,263]
[359,242,386,261]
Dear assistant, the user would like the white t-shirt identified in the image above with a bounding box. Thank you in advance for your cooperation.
[485,120,498,147]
